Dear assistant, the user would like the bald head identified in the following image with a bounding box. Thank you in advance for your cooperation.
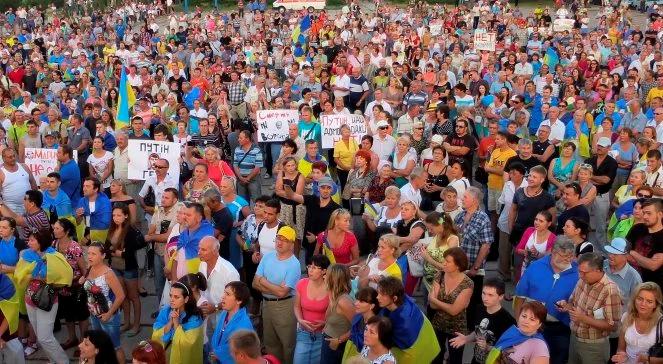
[198,236,220,262]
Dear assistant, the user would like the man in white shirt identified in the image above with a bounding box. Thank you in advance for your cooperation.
[138,158,179,218]
[365,89,393,121]
[332,67,351,100]
[647,106,663,150]
[537,106,565,146]
[646,149,663,197]
[400,167,428,216]
[514,53,533,80]
[371,120,396,161]
[17,91,37,114]
[253,199,285,262]
[198,236,240,340]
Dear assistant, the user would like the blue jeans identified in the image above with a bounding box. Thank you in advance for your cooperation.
[270,143,282,170]
[293,328,323,364]
[543,321,571,364]
[154,253,166,308]
[90,312,122,349]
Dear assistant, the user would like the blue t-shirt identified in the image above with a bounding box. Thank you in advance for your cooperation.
[515,255,578,325]
[59,159,81,205]
[255,252,301,299]
[611,142,638,173]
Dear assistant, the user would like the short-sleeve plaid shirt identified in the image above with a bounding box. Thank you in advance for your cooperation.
[454,209,493,268]
[227,81,247,105]
[569,273,622,340]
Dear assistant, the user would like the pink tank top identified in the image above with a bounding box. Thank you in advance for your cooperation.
[296,278,329,330]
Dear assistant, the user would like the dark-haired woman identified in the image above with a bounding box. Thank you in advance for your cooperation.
[294,254,330,364]
[106,204,145,336]
[361,316,396,364]
[78,329,120,364]
[562,216,594,257]
[152,281,204,364]
[15,229,72,364]
[342,286,381,361]
[428,247,473,364]
[0,217,26,279]
[53,218,89,351]
[488,301,549,363]
[210,281,254,364]
[82,242,126,364]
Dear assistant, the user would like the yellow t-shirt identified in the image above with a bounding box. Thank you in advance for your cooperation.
[487,147,516,189]
[333,139,359,171]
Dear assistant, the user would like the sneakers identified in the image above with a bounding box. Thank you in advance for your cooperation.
[24,343,37,357]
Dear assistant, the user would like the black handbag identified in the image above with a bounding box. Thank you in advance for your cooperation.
[31,281,55,311]
[649,317,663,358]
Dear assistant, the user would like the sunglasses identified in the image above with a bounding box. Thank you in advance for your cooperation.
[138,341,153,353]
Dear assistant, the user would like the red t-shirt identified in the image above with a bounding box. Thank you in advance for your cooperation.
[316,231,357,264]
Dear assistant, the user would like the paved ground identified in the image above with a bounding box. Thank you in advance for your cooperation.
[23,2,655,362]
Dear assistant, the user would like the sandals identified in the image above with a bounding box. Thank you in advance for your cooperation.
[126,327,142,337]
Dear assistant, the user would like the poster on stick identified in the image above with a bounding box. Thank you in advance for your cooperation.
[24,148,77,179]
[127,140,181,180]
[321,114,367,149]
[474,32,496,51]
[256,109,298,143]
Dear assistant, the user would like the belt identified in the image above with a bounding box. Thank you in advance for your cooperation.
[575,336,608,344]
[263,295,293,302]
[231,102,244,106]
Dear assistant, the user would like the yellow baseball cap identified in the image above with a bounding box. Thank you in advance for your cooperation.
[277,226,297,242]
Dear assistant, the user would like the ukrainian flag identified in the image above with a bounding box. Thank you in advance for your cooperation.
[0,274,19,334]
[14,247,73,314]
[543,46,560,69]
[291,14,312,44]
[116,66,136,130]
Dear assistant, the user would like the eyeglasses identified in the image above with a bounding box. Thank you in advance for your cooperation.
[378,126,388,130]
[655,112,663,115]
[637,193,652,198]
[580,163,594,171]
[455,126,466,129]
[154,165,168,169]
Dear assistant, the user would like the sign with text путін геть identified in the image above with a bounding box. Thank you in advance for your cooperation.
[127,140,181,180]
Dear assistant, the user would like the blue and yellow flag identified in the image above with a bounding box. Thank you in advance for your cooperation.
[543,46,560,69]
[0,274,19,334]
[116,66,136,130]
[291,14,311,44]
[153,305,204,364]
[15,247,73,314]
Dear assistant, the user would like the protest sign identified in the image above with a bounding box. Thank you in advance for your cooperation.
[321,114,367,149]
[430,24,443,36]
[256,109,298,142]
[474,32,496,51]
[127,140,181,180]
[24,148,77,179]
[553,18,574,32]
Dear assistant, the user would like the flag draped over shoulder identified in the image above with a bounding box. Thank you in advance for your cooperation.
[116,66,136,129]
[153,305,204,364]
[14,247,73,314]
[0,274,18,334]
[381,296,440,364]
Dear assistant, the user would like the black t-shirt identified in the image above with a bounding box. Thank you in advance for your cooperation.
[471,306,516,364]
[504,155,542,175]
[627,224,663,286]
[556,204,590,235]
[447,133,478,171]
[532,139,557,167]
[303,195,341,237]
[585,155,618,195]
[512,188,555,232]
[211,206,234,260]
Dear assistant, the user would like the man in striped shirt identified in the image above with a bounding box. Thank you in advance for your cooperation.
[233,130,263,203]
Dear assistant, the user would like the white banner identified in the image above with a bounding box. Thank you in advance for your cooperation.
[24,148,77,179]
[256,109,298,143]
[553,18,574,32]
[474,32,496,52]
[127,140,181,180]
[321,114,367,149]
[430,24,443,36]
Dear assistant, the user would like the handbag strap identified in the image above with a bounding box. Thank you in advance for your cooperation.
[657,316,663,344]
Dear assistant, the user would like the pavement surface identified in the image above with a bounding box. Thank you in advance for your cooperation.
[24,1,654,362]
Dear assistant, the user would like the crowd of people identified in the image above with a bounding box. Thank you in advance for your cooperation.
[0,0,660,363]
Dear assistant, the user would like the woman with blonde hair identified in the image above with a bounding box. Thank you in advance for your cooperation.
[391,136,416,188]
[274,156,306,244]
[109,179,137,226]
[321,264,355,364]
[358,234,402,289]
[577,163,598,208]
[611,282,663,364]
[185,145,234,188]
[314,208,360,266]
[394,200,426,295]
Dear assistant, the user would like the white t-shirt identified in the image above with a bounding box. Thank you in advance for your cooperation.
[258,222,279,256]
[333,74,351,98]
[538,119,565,143]
[87,151,114,189]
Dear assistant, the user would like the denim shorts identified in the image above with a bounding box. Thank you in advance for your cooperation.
[90,312,121,349]
[112,268,139,280]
